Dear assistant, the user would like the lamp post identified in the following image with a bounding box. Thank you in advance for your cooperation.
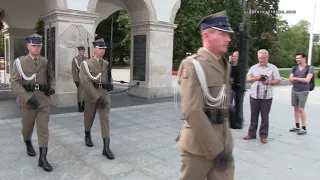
[307,0,317,65]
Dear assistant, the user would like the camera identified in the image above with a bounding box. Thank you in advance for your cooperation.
[259,75,268,82]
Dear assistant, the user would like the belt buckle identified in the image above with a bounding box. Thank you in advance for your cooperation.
[98,83,102,88]
[35,84,39,90]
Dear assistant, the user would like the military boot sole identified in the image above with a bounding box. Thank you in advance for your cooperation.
[103,150,115,160]
[85,138,93,147]
[38,160,53,172]
[27,150,36,157]
[86,142,93,147]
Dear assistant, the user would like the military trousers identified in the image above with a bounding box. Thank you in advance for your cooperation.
[76,84,84,102]
[179,150,234,180]
[84,101,110,138]
[20,106,50,147]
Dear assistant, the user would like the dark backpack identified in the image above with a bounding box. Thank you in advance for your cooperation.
[292,65,315,91]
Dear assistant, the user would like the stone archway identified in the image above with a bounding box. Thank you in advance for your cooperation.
[38,0,181,107]
[86,0,180,100]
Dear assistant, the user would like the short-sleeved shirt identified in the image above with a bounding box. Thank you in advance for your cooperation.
[247,63,281,99]
[291,65,314,92]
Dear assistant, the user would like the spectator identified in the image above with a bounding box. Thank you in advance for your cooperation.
[243,49,281,144]
[289,53,314,135]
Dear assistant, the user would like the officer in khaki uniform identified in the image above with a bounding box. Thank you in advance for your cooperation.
[79,38,115,159]
[10,33,55,172]
[176,11,235,180]
[72,45,88,112]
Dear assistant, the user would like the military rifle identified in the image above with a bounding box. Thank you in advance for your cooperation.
[107,15,113,88]
[229,0,249,129]
[46,22,53,94]
[87,37,91,58]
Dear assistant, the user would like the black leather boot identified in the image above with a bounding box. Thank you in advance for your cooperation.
[24,140,36,156]
[38,147,52,172]
[78,102,83,112]
[85,131,93,147]
[102,138,114,159]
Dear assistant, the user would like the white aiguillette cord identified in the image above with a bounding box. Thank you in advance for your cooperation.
[74,58,80,69]
[83,61,101,80]
[15,57,36,81]
[192,59,226,107]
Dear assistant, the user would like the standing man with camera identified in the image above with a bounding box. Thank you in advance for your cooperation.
[72,45,88,112]
[243,49,281,144]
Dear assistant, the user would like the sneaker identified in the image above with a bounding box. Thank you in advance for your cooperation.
[289,127,300,132]
[297,129,307,135]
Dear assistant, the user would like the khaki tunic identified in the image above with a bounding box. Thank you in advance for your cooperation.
[176,48,234,180]
[11,54,54,108]
[10,54,54,147]
[72,55,87,102]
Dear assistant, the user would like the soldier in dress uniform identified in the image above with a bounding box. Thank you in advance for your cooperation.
[10,33,55,172]
[72,45,88,112]
[79,38,115,159]
[176,10,235,180]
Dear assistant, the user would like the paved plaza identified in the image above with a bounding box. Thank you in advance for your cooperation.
[1,85,320,179]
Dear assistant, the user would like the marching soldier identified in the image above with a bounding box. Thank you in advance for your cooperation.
[175,11,235,180]
[72,45,88,112]
[10,33,55,172]
[79,38,115,159]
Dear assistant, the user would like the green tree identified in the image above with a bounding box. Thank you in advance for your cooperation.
[0,32,3,57]
[95,10,131,65]
[173,0,243,64]
[273,19,310,67]
[34,18,45,56]
[247,0,279,66]
[0,10,3,30]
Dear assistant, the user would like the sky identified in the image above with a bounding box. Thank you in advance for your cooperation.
[279,0,320,33]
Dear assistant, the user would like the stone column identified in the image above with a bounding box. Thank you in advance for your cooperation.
[128,21,177,98]
[1,28,35,85]
[42,9,98,107]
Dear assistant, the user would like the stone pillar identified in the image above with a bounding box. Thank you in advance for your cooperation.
[1,28,35,85]
[128,21,177,98]
[42,9,98,107]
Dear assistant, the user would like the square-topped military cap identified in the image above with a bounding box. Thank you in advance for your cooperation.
[77,45,85,51]
[198,10,234,33]
[92,38,107,49]
[25,33,43,45]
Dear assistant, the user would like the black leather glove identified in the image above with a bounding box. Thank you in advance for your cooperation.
[45,88,55,96]
[98,96,107,108]
[27,95,40,109]
[106,83,114,92]
[214,147,234,170]
[75,82,79,87]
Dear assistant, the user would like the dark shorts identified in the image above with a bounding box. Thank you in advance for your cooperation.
[291,90,309,108]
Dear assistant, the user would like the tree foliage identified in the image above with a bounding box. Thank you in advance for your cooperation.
[95,10,131,65]
[34,18,45,56]
[0,10,3,30]
[173,0,242,61]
